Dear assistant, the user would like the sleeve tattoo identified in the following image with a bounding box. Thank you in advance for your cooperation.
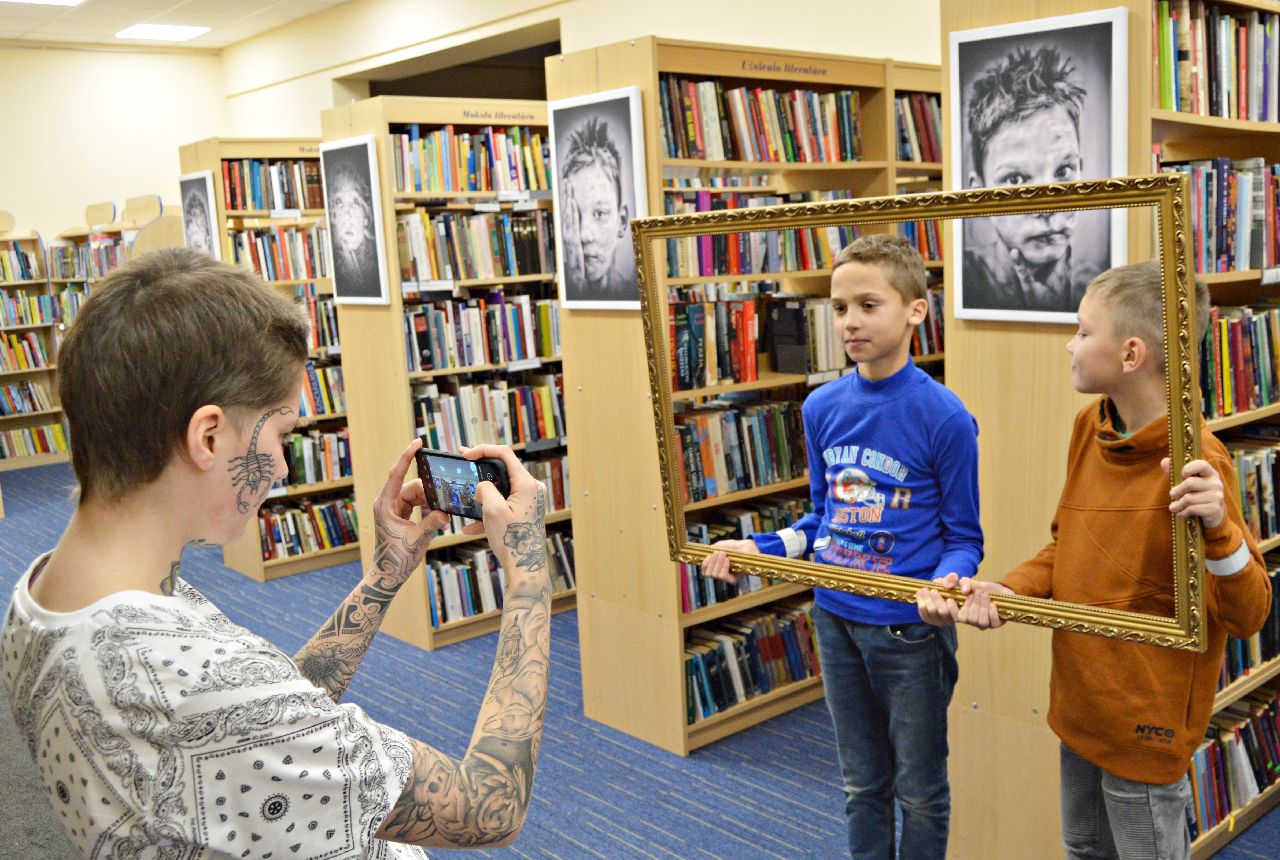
[380,488,551,847]
[293,494,429,700]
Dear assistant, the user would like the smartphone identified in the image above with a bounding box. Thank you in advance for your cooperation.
[414,446,511,520]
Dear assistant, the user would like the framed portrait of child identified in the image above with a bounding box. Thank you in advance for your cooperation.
[179,170,219,261]
[548,86,649,310]
[950,8,1128,324]
[320,134,390,306]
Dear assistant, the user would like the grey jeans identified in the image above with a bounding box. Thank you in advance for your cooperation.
[1060,743,1192,860]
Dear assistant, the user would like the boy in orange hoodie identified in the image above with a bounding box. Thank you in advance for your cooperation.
[917,261,1272,859]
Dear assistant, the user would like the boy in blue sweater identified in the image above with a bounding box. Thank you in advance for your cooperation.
[703,234,983,860]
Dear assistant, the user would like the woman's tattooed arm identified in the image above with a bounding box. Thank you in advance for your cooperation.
[376,485,551,849]
[293,454,434,701]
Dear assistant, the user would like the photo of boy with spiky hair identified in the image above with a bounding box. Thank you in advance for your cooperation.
[951,9,1127,323]
[549,87,648,309]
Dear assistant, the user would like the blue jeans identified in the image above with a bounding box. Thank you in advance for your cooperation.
[1060,743,1192,860]
[811,604,959,860]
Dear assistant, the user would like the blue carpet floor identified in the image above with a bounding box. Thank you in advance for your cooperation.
[0,463,1276,858]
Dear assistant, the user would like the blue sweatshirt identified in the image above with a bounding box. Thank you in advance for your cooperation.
[751,359,983,625]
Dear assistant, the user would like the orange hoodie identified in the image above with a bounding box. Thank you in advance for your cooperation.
[1000,399,1272,784]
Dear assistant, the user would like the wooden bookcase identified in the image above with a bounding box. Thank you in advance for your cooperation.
[178,138,358,582]
[941,2,1280,857]
[318,97,576,650]
[4,197,180,476]
[547,37,943,755]
[0,210,64,473]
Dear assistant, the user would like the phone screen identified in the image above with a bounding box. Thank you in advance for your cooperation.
[424,452,483,519]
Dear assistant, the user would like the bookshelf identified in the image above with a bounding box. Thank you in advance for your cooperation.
[0,210,64,473]
[546,37,943,755]
[50,196,185,328]
[941,1,1280,856]
[318,97,576,650]
[178,138,356,583]
[3,197,180,476]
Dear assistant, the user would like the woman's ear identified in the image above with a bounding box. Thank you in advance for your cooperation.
[185,405,231,471]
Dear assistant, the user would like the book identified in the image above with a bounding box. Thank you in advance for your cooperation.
[257,496,358,560]
[1156,2,1280,121]
[683,598,822,723]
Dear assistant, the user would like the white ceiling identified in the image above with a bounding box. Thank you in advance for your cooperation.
[0,0,350,49]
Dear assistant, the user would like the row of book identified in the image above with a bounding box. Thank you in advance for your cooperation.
[913,289,946,358]
[298,360,346,419]
[389,124,551,195]
[0,289,58,328]
[675,398,807,503]
[1223,431,1280,542]
[664,176,774,191]
[48,236,130,282]
[294,284,340,353]
[1157,155,1280,273]
[424,530,575,627]
[1200,303,1279,419]
[258,496,358,561]
[671,299,760,391]
[412,375,567,453]
[768,299,850,376]
[685,598,821,724]
[1219,560,1280,690]
[229,225,333,283]
[1185,686,1280,839]
[403,295,560,373]
[221,158,323,212]
[1154,1,1280,122]
[1,331,51,373]
[0,242,41,284]
[274,428,353,490]
[396,209,555,285]
[898,219,943,262]
[529,456,570,514]
[658,73,865,164]
[0,422,67,461]
[681,495,814,613]
[894,93,943,163]
[663,190,857,279]
[56,284,88,327]
[0,380,54,418]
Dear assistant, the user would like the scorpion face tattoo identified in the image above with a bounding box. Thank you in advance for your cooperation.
[227,406,291,514]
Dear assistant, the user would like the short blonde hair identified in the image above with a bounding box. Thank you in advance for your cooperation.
[831,235,927,303]
[1084,260,1210,370]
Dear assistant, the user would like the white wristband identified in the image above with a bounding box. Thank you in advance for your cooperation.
[779,527,807,559]
[1206,540,1252,577]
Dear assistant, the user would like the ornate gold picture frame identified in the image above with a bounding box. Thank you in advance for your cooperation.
[633,174,1206,651]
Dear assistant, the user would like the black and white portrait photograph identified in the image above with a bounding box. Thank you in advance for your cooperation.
[950,8,1128,324]
[549,86,648,310]
[179,170,219,261]
[320,134,389,305]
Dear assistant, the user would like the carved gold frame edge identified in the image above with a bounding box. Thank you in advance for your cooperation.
[632,174,1205,651]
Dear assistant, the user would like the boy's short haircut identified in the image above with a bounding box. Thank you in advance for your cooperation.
[1084,260,1210,371]
[59,248,309,503]
[560,116,623,202]
[831,235,928,303]
[968,46,1087,179]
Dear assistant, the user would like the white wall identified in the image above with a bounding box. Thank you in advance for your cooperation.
[1,44,224,241]
[220,0,941,136]
[3,0,940,238]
